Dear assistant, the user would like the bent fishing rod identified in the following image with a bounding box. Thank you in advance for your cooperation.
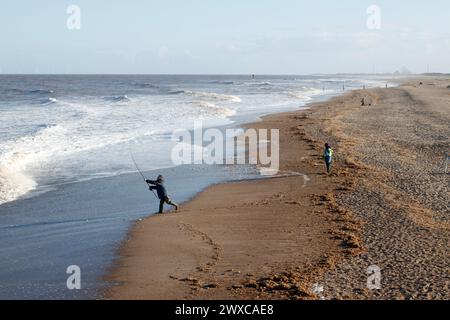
[130,152,158,199]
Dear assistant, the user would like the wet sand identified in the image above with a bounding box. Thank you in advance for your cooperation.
[106,77,449,300]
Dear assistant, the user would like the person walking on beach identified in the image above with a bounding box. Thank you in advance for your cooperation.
[323,143,334,174]
[146,175,179,214]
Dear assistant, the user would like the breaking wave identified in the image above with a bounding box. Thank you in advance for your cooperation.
[284,87,331,101]
[107,95,130,103]
[195,101,236,117]
[41,97,58,105]
[0,124,64,205]
[169,90,242,102]
[0,154,37,206]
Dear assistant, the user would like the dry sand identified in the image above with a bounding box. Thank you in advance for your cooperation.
[106,77,449,300]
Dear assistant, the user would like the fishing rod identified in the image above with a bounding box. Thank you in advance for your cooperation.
[130,151,158,199]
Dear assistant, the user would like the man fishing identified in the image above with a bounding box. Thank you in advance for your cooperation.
[323,143,334,174]
[146,175,179,214]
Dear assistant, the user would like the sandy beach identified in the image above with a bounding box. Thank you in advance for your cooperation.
[106,77,449,300]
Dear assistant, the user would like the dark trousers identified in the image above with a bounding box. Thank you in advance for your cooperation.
[159,197,178,213]
[326,161,331,173]
[325,157,332,174]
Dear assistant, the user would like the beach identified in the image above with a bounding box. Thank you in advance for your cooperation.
[0,75,387,299]
[107,77,449,300]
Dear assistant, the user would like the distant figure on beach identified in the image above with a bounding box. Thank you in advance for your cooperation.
[323,143,334,174]
[146,175,179,214]
[361,97,372,106]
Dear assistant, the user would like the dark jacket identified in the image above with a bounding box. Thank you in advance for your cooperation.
[146,180,168,199]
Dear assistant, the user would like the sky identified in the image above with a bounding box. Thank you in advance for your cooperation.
[0,0,449,74]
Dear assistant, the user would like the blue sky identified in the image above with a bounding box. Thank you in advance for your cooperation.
[1,0,449,74]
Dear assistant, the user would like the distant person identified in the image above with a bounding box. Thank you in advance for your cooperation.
[323,143,334,174]
[146,175,179,214]
[361,97,372,106]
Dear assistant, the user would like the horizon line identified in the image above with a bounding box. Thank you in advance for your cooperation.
[0,72,437,76]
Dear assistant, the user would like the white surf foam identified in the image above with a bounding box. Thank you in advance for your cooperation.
[195,101,236,117]
[171,90,242,102]
[0,93,240,205]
